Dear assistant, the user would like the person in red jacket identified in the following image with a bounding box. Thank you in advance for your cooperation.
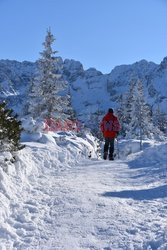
[100,108,120,160]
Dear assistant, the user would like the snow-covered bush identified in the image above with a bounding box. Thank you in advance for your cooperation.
[0,102,23,152]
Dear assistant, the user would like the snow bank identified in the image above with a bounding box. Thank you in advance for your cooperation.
[0,130,99,249]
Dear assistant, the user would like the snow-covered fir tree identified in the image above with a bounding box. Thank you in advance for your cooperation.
[28,28,72,121]
[116,80,136,137]
[153,105,167,133]
[125,80,136,125]
[116,94,127,137]
[126,79,159,140]
[63,86,76,122]
[86,109,103,138]
[117,79,161,140]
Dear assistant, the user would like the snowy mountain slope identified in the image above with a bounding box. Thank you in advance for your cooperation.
[0,60,36,95]
[0,60,36,115]
[148,57,167,112]
[0,56,167,122]
[63,58,167,123]
[0,134,167,249]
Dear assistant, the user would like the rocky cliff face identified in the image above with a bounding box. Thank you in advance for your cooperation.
[0,57,166,122]
[63,58,167,123]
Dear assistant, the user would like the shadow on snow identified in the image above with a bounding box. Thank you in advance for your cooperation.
[102,185,167,200]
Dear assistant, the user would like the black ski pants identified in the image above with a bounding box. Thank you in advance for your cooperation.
[104,138,114,157]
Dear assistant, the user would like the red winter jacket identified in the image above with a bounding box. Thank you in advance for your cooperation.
[100,112,120,138]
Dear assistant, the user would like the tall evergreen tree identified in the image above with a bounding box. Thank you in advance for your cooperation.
[28,28,72,121]
[116,94,127,137]
[153,105,167,133]
[117,79,161,142]
[126,79,158,140]
[125,80,136,125]
[116,80,136,137]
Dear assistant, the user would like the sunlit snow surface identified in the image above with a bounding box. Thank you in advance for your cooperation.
[0,132,167,249]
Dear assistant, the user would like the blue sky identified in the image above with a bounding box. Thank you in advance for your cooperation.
[0,0,167,73]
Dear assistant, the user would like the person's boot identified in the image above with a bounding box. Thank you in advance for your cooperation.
[109,154,114,161]
[103,152,108,160]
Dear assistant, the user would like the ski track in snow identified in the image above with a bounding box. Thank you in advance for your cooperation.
[1,142,167,250]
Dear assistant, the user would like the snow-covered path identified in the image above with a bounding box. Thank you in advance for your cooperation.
[10,154,166,249]
[41,159,167,250]
[1,140,167,249]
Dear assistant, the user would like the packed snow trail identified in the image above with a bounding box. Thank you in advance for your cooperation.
[0,139,167,249]
[37,159,167,250]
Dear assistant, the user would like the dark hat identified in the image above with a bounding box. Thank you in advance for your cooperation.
[108,108,114,113]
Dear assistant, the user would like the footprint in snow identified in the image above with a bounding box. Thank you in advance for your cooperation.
[126,228,138,235]
[13,222,36,231]
[23,205,38,214]
[15,210,32,223]
[24,200,38,206]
